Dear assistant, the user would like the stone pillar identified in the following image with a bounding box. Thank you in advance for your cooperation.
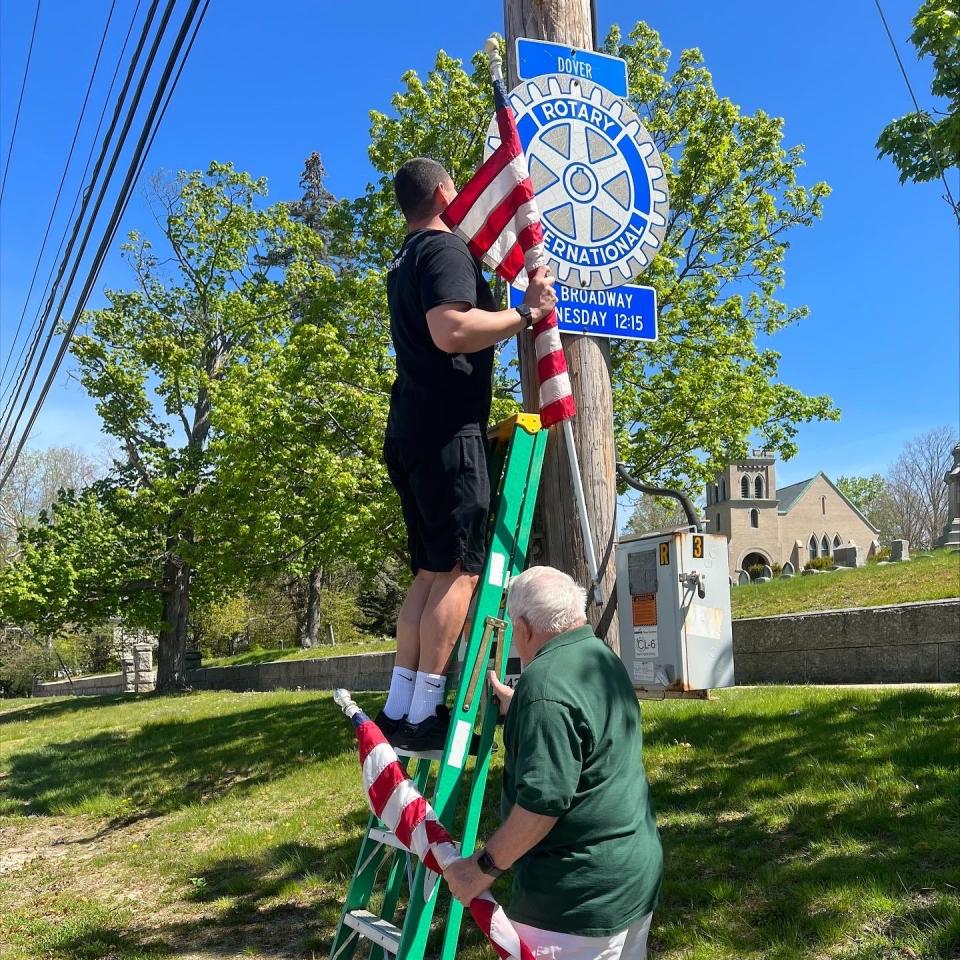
[121,652,136,693]
[133,643,155,693]
[937,443,960,548]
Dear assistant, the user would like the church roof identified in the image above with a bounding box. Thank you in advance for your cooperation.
[776,472,880,533]
[776,476,816,514]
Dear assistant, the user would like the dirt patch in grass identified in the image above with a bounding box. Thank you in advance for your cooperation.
[0,814,161,876]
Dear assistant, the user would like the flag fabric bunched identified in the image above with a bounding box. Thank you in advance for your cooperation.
[441,48,576,428]
[333,689,534,960]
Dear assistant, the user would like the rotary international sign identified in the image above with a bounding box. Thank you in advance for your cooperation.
[485,70,668,291]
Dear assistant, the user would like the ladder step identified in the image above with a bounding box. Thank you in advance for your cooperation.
[343,909,402,954]
[368,827,408,852]
[395,747,443,762]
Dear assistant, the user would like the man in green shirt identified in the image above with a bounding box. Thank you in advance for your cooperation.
[445,566,663,959]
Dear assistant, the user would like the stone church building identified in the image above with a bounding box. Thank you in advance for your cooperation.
[706,451,880,572]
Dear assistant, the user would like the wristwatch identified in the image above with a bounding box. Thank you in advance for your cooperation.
[515,303,534,328]
[476,847,504,878]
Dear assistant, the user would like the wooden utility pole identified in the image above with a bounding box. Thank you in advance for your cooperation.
[503,0,620,645]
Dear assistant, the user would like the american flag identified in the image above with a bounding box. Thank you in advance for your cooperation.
[441,70,576,428]
[335,690,534,960]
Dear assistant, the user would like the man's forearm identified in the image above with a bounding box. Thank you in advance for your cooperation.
[485,804,558,870]
[432,306,526,354]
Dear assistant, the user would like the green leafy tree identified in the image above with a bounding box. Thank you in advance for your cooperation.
[876,0,959,216]
[204,155,401,649]
[0,486,156,639]
[836,473,897,545]
[70,162,315,689]
[354,26,837,494]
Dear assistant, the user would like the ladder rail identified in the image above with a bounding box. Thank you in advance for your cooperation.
[329,415,546,960]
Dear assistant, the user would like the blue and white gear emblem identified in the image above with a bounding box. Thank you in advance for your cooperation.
[485,74,668,290]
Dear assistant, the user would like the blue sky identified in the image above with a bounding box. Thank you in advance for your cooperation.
[1,0,957,492]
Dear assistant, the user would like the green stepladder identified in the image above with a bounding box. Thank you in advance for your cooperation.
[329,413,547,960]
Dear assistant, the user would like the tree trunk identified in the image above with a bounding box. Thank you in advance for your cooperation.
[504,0,621,648]
[299,565,323,649]
[156,543,191,691]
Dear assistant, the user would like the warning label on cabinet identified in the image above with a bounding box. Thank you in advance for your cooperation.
[632,592,658,658]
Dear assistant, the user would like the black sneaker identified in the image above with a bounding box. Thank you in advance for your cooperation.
[374,710,407,747]
[395,705,451,753]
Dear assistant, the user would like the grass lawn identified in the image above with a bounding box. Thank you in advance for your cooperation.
[202,635,393,668]
[731,548,960,619]
[1,686,958,959]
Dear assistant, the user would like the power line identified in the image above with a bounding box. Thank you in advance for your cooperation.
[0,0,42,204]
[0,0,146,413]
[0,0,164,449]
[0,0,122,401]
[0,0,209,494]
[872,0,959,219]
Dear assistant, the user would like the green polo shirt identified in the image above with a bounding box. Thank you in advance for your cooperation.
[501,624,663,936]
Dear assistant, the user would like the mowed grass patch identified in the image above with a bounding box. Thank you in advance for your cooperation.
[1,686,958,959]
[731,548,960,619]
[201,635,393,668]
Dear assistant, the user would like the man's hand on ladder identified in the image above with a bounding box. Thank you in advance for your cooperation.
[488,671,514,715]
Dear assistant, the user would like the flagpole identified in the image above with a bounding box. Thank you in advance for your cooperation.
[562,417,604,606]
[484,36,603,607]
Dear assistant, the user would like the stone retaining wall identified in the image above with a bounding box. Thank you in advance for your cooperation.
[34,672,126,696]
[32,600,958,697]
[185,651,395,693]
[732,598,959,684]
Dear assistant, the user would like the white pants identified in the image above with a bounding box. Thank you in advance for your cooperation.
[512,913,653,960]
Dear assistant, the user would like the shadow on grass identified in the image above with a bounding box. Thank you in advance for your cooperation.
[32,837,362,959]
[1,695,361,820]
[0,694,132,726]
[638,688,960,957]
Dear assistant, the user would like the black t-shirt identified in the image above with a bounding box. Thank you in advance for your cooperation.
[385,229,496,445]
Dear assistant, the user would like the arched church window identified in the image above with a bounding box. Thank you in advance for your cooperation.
[741,476,750,498]
[755,476,764,498]
[833,534,842,548]
[750,508,759,528]
[809,535,818,559]
[821,535,830,556]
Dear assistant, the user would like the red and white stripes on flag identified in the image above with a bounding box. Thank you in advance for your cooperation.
[352,708,534,960]
[441,75,576,428]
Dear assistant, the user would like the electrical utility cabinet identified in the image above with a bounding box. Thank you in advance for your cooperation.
[616,529,735,694]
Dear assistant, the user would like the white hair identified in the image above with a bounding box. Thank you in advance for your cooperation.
[507,566,588,636]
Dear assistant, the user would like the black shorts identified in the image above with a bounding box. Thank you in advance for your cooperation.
[384,434,490,575]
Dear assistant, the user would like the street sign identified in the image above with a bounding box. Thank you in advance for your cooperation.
[510,282,657,342]
[486,74,668,290]
[516,38,628,97]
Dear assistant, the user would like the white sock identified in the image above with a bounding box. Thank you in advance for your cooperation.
[407,671,446,725]
[383,667,415,720]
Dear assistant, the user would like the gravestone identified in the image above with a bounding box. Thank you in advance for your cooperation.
[737,569,750,586]
[781,561,795,579]
[937,442,960,547]
[891,539,910,562]
[833,543,863,568]
[759,564,773,582]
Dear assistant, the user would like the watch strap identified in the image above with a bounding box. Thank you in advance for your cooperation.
[477,847,504,878]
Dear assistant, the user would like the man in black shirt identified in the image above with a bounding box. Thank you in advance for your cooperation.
[380,157,556,751]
